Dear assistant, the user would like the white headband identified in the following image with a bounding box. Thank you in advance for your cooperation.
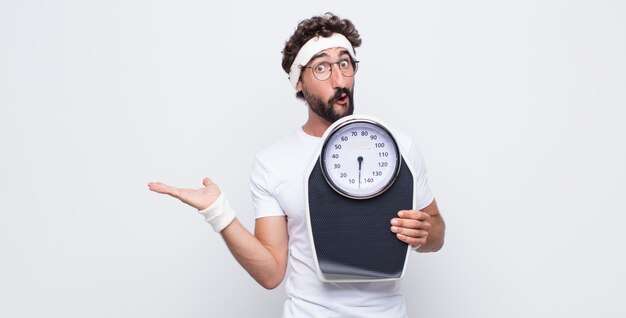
[288,33,356,91]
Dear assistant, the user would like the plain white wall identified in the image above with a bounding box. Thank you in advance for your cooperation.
[1,1,625,317]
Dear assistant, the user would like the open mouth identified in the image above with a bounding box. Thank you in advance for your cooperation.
[335,93,349,105]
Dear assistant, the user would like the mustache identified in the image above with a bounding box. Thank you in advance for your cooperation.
[328,87,352,104]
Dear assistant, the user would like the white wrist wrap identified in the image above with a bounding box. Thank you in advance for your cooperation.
[197,192,236,233]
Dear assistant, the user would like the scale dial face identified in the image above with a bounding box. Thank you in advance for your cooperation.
[320,119,401,199]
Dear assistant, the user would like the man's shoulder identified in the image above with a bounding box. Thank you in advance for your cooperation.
[389,128,415,155]
[254,129,319,168]
[255,130,300,160]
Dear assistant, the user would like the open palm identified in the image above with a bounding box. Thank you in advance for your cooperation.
[148,177,221,210]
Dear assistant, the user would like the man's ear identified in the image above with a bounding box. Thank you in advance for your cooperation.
[296,80,302,92]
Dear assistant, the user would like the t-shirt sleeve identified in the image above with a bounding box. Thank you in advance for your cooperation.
[405,138,435,210]
[250,156,286,219]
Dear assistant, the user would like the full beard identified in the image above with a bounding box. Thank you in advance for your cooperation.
[303,87,355,124]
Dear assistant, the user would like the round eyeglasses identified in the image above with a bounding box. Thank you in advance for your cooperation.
[300,59,359,81]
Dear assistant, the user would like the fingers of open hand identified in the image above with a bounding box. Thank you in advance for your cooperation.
[148,178,221,210]
[148,182,179,197]
[202,177,214,187]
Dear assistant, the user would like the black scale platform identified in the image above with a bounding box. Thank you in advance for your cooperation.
[307,158,414,281]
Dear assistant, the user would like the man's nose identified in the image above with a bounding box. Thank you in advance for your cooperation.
[329,63,348,88]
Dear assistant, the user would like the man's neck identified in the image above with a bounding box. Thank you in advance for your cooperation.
[302,108,331,137]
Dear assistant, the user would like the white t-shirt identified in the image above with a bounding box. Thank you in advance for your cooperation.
[250,127,434,318]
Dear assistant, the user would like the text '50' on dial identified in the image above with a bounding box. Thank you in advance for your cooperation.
[320,119,401,199]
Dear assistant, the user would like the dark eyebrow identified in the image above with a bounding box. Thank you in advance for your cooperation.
[337,50,350,57]
[306,52,328,64]
[307,49,351,65]
[307,52,329,64]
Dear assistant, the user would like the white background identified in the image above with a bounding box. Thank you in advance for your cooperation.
[1,1,625,317]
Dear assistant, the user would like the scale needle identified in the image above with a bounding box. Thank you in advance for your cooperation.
[357,156,363,188]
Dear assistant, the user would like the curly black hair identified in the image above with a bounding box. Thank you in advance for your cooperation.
[281,12,362,75]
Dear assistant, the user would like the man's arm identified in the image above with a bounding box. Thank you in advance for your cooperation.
[220,216,288,289]
[391,199,445,252]
[148,178,289,289]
